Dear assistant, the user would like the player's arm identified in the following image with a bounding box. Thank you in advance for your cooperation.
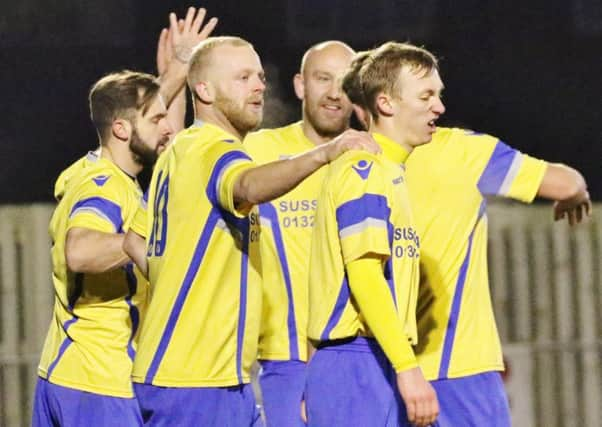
[346,256,439,427]
[65,228,129,273]
[122,197,150,277]
[123,229,148,278]
[156,26,186,133]
[467,132,592,225]
[537,163,592,225]
[233,129,379,211]
[158,7,217,110]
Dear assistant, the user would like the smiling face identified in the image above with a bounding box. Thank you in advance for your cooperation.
[390,66,445,148]
[208,44,266,134]
[295,42,355,140]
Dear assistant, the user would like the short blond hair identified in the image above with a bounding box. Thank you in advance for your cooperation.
[187,36,253,95]
[359,42,438,121]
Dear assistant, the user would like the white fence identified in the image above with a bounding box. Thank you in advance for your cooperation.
[0,202,600,426]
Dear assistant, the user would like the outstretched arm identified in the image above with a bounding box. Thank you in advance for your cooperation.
[233,130,380,211]
[537,163,591,225]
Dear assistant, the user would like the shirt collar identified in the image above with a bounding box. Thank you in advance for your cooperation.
[372,132,410,164]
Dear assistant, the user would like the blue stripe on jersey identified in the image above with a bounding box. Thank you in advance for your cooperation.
[236,221,250,383]
[259,203,300,361]
[438,200,488,378]
[336,194,390,232]
[70,197,123,232]
[145,210,220,383]
[477,141,518,196]
[215,209,251,383]
[385,222,397,309]
[320,276,351,341]
[206,151,252,207]
[124,264,140,361]
[47,273,85,377]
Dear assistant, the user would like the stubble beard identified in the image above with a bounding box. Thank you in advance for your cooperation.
[215,93,262,135]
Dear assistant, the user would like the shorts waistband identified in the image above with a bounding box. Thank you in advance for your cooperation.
[316,336,381,353]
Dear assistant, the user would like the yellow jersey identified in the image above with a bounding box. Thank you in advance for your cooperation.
[131,121,263,387]
[244,122,324,362]
[308,133,419,346]
[405,127,547,380]
[38,152,148,397]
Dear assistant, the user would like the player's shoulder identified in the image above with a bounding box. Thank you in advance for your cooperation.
[71,158,135,199]
[244,122,302,151]
[54,151,102,200]
[435,127,498,146]
[328,150,383,183]
[179,122,241,146]
[176,122,245,159]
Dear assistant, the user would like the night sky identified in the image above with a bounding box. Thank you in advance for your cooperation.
[1,0,600,202]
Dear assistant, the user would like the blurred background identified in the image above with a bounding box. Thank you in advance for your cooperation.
[0,1,600,426]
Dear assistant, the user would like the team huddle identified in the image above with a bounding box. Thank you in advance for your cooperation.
[32,7,592,427]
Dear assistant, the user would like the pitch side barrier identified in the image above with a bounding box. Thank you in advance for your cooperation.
[0,202,599,426]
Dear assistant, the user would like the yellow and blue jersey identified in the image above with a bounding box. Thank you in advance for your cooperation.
[405,127,547,380]
[244,122,324,362]
[308,133,419,346]
[131,121,263,387]
[38,152,148,398]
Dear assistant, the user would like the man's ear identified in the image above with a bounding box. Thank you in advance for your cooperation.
[375,93,395,118]
[195,81,214,104]
[293,73,304,101]
[112,119,131,141]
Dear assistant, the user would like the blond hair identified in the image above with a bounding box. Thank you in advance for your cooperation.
[358,42,438,121]
[187,36,253,96]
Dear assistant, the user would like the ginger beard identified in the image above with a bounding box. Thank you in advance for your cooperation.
[303,93,351,139]
[214,89,264,134]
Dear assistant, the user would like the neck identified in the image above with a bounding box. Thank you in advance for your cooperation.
[100,138,142,178]
[370,119,413,154]
[194,101,245,140]
[300,117,340,146]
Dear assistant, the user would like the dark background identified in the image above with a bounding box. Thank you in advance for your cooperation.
[1,0,600,202]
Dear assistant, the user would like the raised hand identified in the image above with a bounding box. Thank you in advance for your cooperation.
[169,7,218,64]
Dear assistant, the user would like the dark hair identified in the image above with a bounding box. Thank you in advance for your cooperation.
[89,70,160,142]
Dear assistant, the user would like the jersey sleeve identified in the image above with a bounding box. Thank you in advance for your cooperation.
[331,156,391,265]
[457,130,548,202]
[207,140,256,217]
[67,174,125,234]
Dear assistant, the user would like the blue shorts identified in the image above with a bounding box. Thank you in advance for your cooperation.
[32,377,142,427]
[134,382,263,427]
[431,371,510,427]
[259,360,306,427]
[305,337,409,427]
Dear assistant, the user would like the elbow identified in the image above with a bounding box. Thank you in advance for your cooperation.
[122,232,137,260]
[539,164,587,201]
[65,246,86,273]
[235,175,262,207]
